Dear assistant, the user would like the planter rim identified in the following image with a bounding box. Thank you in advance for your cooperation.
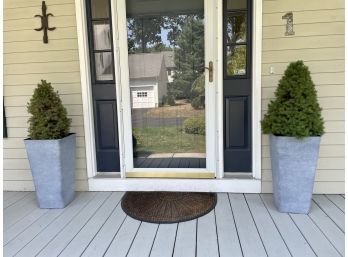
[24,133,75,142]
[270,134,321,139]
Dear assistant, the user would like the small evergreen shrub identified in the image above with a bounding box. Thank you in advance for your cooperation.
[27,80,71,139]
[191,74,205,109]
[184,116,205,135]
[166,94,176,106]
[261,61,324,138]
[191,97,202,110]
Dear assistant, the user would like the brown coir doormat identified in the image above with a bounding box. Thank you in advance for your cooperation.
[121,192,217,224]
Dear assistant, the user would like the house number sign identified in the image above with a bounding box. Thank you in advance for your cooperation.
[34,1,56,43]
[282,12,295,36]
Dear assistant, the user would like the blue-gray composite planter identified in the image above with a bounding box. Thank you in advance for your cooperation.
[24,134,76,208]
[270,135,321,214]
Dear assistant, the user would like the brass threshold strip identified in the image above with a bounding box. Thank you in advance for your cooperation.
[125,172,215,179]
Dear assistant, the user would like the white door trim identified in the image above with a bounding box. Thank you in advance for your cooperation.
[74,0,97,182]
[216,0,262,179]
[252,0,262,180]
[74,0,263,191]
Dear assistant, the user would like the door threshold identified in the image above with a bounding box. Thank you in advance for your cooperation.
[125,172,215,179]
[88,175,261,193]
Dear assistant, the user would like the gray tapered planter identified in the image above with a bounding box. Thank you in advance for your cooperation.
[270,135,320,214]
[24,134,76,209]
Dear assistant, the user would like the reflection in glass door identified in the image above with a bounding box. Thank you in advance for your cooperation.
[125,0,207,169]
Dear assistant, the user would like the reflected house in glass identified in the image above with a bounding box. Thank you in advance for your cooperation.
[163,51,176,83]
[128,52,169,109]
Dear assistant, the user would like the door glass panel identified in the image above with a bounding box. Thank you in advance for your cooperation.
[226,13,247,44]
[227,0,247,10]
[95,52,113,81]
[227,45,246,76]
[91,0,109,18]
[126,0,206,169]
[93,21,111,50]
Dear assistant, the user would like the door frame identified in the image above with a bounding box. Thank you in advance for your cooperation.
[74,0,262,190]
[114,0,218,178]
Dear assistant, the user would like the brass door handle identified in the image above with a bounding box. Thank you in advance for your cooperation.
[205,61,213,82]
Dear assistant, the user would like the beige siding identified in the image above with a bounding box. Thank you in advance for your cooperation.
[3,0,88,191]
[261,0,345,193]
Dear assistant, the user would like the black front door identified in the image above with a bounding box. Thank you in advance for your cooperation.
[223,0,252,172]
[86,0,120,172]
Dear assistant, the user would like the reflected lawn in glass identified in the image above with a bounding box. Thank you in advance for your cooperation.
[133,126,205,154]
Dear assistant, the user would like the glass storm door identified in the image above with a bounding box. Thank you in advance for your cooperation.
[116,0,217,178]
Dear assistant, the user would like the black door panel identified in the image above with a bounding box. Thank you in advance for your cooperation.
[223,0,252,172]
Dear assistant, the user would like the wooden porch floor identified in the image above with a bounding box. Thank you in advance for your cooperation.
[3,192,345,257]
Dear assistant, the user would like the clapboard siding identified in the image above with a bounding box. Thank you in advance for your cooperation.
[4,135,86,147]
[262,0,344,13]
[261,0,345,193]
[262,47,345,63]
[4,4,76,20]
[3,0,88,191]
[262,182,345,194]
[263,10,344,26]
[4,50,80,64]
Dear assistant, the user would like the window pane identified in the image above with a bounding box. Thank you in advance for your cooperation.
[91,0,109,19]
[227,0,247,10]
[227,13,247,44]
[227,45,246,76]
[93,21,111,50]
[95,52,113,81]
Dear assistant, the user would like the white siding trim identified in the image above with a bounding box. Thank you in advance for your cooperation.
[74,0,97,181]
[252,0,262,179]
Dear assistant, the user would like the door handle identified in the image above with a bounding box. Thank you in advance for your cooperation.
[205,61,213,83]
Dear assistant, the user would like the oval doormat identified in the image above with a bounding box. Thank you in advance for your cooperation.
[121,192,217,224]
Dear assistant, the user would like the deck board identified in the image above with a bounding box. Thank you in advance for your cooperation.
[229,194,268,257]
[4,193,37,230]
[312,195,345,232]
[215,193,243,257]
[260,194,317,257]
[172,220,197,257]
[149,223,177,257]
[309,201,345,255]
[127,222,159,257]
[81,200,127,257]
[196,210,220,257]
[8,192,95,257]
[245,194,291,257]
[3,192,345,257]
[290,213,341,257]
[103,216,141,257]
[4,205,48,244]
[36,192,111,257]
[325,194,345,213]
[59,192,123,257]
[4,192,29,207]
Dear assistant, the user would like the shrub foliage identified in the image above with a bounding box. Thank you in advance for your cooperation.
[261,61,324,138]
[184,116,205,135]
[27,80,71,139]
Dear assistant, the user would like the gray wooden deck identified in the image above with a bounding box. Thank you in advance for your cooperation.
[3,192,345,257]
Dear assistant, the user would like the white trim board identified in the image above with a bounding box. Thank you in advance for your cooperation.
[89,178,261,193]
[74,0,97,183]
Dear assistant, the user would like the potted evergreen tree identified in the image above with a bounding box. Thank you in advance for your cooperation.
[24,80,75,208]
[261,61,324,214]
